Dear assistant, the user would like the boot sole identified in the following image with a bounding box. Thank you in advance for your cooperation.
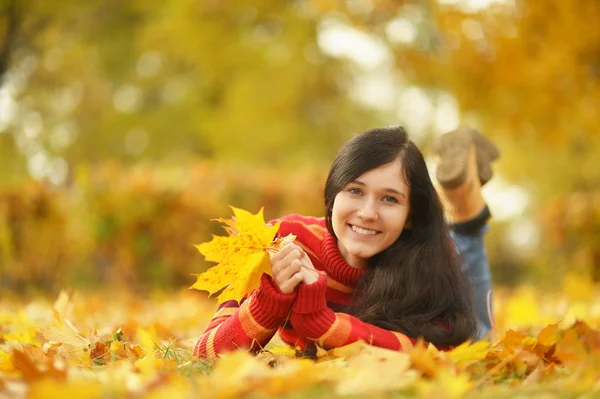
[434,127,500,189]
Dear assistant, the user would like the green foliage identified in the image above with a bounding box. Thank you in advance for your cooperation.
[0,0,376,183]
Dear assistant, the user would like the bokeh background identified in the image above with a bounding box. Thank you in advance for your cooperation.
[1,0,599,295]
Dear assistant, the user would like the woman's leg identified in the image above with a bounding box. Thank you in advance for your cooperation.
[450,208,493,339]
[435,129,499,339]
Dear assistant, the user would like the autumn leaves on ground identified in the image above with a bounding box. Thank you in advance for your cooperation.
[1,209,600,398]
[1,286,600,398]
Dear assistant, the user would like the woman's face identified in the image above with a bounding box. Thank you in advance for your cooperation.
[332,159,411,269]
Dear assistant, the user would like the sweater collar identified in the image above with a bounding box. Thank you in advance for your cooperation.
[321,231,365,288]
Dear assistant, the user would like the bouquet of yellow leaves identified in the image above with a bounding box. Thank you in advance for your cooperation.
[191,207,293,303]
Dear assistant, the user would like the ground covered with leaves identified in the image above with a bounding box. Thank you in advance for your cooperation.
[1,278,599,399]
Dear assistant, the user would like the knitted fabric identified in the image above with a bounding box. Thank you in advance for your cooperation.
[192,214,417,359]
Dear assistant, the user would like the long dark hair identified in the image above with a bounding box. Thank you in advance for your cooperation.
[324,126,477,346]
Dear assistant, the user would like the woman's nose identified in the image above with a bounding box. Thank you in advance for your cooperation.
[357,200,378,220]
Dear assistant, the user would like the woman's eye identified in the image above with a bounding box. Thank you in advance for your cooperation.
[348,188,362,195]
[382,195,398,203]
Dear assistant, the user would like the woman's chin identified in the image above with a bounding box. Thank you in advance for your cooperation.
[345,249,374,263]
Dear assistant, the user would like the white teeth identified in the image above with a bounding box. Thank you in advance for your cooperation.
[351,225,378,235]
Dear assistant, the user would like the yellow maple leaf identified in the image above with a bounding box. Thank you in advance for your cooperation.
[335,344,416,395]
[191,207,281,303]
[29,379,103,399]
[447,339,491,365]
[40,322,91,348]
[0,350,12,371]
[409,339,440,378]
[135,328,160,378]
[424,369,472,399]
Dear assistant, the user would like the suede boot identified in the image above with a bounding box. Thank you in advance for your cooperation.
[437,144,488,223]
[434,126,500,189]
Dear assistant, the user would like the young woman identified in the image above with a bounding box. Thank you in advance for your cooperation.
[193,125,496,359]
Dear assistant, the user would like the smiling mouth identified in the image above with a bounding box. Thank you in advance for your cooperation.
[349,224,380,236]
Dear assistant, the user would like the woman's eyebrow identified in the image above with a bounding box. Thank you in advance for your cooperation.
[352,180,407,198]
[384,188,407,198]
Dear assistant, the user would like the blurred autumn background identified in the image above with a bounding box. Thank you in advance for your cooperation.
[1,0,599,296]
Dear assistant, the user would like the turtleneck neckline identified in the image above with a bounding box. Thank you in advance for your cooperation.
[320,231,365,288]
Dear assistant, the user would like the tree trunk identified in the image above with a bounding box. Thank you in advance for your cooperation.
[0,0,19,84]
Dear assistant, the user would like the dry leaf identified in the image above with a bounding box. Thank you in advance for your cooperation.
[12,349,42,382]
[39,309,90,348]
[447,340,491,365]
[4,277,600,397]
[335,344,416,395]
[29,378,103,399]
[40,323,91,348]
[12,349,67,383]
[135,328,161,378]
[409,339,440,378]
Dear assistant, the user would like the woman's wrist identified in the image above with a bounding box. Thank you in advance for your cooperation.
[254,274,297,318]
[293,274,328,314]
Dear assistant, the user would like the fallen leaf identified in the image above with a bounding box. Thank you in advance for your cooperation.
[436,369,472,398]
[12,349,42,382]
[0,350,12,371]
[409,339,440,378]
[40,322,91,348]
[208,350,269,397]
[53,290,75,322]
[135,328,161,378]
[258,357,320,396]
[327,340,369,360]
[447,340,491,365]
[335,345,416,395]
[537,323,560,347]
[29,378,103,399]
[12,349,67,383]
[522,360,544,385]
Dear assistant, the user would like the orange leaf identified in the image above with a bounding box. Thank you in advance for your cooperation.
[12,349,67,383]
[12,349,42,382]
[537,323,560,347]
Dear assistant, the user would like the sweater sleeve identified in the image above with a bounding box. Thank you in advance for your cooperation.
[193,274,296,359]
[290,275,417,352]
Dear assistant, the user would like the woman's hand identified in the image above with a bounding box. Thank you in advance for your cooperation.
[270,243,305,294]
[299,251,320,285]
[270,243,320,293]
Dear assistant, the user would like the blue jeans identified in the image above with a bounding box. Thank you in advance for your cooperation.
[451,222,493,340]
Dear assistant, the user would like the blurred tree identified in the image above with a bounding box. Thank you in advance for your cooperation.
[0,0,17,79]
[0,0,377,183]
[314,0,600,197]
[3,0,600,286]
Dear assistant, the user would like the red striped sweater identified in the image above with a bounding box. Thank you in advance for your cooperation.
[193,214,417,359]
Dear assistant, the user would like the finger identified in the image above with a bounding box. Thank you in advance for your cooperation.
[270,242,298,262]
[271,245,304,278]
[273,248,302,274]
[279,272,304,294]
[271,245,297,275]
[274,258,302,285]
[280,259,303,282]
[282,248,302,265]
[299,252,315,270]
